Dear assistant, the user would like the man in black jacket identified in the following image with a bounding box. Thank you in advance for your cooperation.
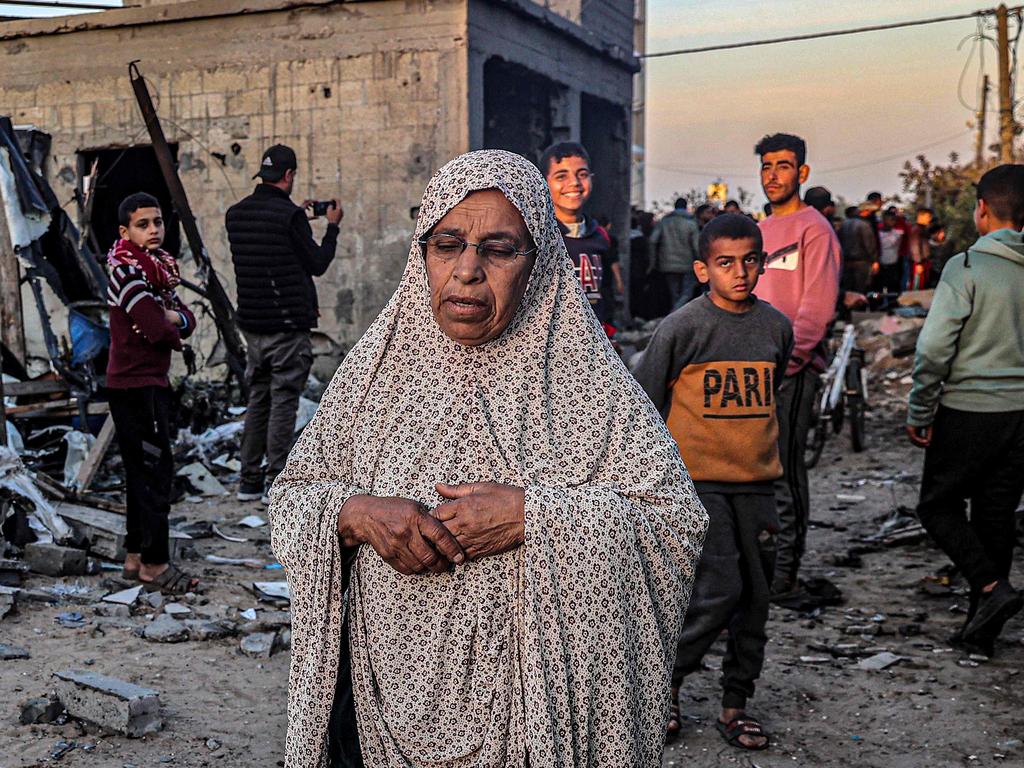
[226,144,343,503]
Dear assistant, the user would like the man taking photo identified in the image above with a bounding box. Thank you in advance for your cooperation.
[226,144,343,503]
[754,133,841,596]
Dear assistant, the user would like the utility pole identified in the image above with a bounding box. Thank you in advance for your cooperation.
[976,73,990,166]
[997,4,1015,163]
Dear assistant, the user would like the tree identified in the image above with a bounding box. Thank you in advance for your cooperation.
[900,152,983,256]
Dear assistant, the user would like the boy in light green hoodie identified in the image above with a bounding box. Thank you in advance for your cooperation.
[907,164,1024,656]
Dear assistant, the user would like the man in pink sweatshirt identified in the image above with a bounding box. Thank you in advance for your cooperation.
[754,133,841,595]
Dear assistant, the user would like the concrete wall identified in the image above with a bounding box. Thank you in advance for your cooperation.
[0,0,469,374]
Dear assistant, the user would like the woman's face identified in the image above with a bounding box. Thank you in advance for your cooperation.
[424,189,536,346]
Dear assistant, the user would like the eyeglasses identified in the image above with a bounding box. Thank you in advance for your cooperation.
[418,233,537,265]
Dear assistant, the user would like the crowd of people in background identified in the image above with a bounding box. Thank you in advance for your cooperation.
[626,180,955,324]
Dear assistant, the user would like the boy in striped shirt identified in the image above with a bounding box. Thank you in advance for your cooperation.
[106,192,197,594]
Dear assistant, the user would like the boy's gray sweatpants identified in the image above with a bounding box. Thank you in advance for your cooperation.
[673,488,779,709]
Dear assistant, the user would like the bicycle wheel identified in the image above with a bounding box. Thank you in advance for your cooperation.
[846,355,866,452]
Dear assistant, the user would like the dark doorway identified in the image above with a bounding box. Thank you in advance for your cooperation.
[580,93,629,232]
[78,145,181,257]
[483,57,557,167]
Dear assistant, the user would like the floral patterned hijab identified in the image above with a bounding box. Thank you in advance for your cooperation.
[269,150,707,768]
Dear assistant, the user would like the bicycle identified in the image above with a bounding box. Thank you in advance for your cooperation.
[805,323,868,469]
[804,291,904,469]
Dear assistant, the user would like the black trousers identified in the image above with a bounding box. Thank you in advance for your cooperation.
[108,386,174,565]
[673,490,778,709]
[916,406,1024,593]
[773,367,819,587]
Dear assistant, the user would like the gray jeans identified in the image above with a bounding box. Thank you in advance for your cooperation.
[673,489,778,709]
[239,329,313,488]
[773,367,820,589]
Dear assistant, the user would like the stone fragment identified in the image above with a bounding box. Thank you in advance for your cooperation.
[185,619,236,641]
[239,631,277,658]
[20,696,64,725]
[24,542,87,577]
[164,602,191,617]
[857,651,902,671]
[142,615,189,643]
[102,585,143,606]
[53,669,161,737]
[0,643,30,660]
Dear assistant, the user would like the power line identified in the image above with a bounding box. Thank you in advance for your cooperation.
[642,6,1024,59]
[0,1,121,10]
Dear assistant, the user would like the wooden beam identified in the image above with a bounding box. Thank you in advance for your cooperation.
[71,414,115,492]
[1,379,70,397]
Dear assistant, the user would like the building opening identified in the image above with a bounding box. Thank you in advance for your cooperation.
[483,57,558,167]
[77,145,181,257]
[579,93,629,227]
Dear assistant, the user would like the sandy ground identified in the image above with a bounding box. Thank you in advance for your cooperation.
[1,402,1021,768]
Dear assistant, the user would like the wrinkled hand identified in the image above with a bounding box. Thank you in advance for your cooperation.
[337,494,465,575]
[906,424,933,448]
[433,482,525,561]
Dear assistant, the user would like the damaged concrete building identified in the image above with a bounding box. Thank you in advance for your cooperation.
[0,0,638,378]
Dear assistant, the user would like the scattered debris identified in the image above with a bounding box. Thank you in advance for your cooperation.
[239,631,278,658]
[212,524,247,543]
[24,541,87,576]
[0,642,30,660]
[102,585,143,606]
[19,695,64,725]
[53,669,161,737]
[252,581,290,603]
[54,611,87,629]
[857,652,903,671]
[835,493,866,503]
[237,514,266,528]
[177,462,229,497]
[142,615,190,643]
[206,554,263,568]
[163,602,191,617]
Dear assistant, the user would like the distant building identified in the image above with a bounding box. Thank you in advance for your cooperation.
[0,0,637,377]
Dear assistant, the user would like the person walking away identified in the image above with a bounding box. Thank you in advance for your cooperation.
[907,164,1024,657]
[226,144,344,504]
[648,197,700,309]
[107,192,198,594]
[838,205,878,293]
[540,142,619,327]
[634,213,792,751]
[753,133,840,596]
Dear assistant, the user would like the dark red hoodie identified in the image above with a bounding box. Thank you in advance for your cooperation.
[105,239,195,388]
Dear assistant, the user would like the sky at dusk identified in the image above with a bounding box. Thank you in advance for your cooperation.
[644,0,1004,210]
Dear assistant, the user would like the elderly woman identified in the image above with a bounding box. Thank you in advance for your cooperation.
[269,150,707,768]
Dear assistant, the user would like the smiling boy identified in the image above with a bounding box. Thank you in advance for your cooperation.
[540,142,624,326]
[633,213,792,751]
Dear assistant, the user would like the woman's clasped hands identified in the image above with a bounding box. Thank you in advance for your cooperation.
[337,482,526,575]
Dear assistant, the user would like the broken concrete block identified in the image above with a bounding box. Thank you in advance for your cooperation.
[24,542,87,577]
[53,669,160,737]
[20,695,64,725]
[164,602,191,617]
[102,585,143,606]
[143,615,189,643]
[0,643,30,660]
[857,651,903,671]
[185,619,236,641]
[239,631,277,658]
[0,591,14,620]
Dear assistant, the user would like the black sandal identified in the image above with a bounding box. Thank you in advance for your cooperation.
[665,701,681,743]
[140,563,199,595]
[717,714,769,751]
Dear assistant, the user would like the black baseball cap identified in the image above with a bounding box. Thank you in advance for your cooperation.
[804,186,834,210]
[253,144,297,181]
